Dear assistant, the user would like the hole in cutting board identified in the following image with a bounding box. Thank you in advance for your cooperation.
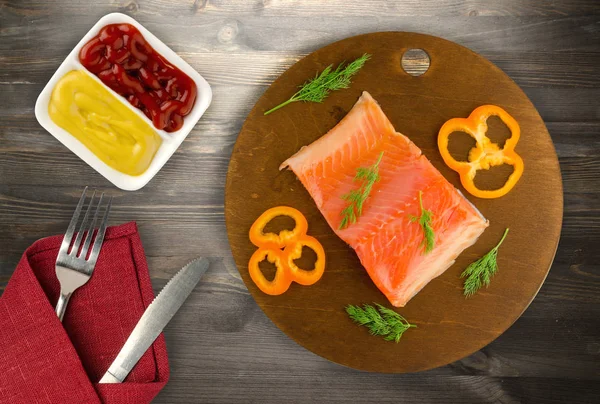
[293,246,318,271]
[401,49,430,76]
[473,164,515,191]
[447,131,477,162]
[258,259,278,282]
[264,215,296,234]
[485,115,512,148]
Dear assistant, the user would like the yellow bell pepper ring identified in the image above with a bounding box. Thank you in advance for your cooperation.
[438,105,524,199]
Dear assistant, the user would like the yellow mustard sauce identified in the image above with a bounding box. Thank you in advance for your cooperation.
[48,70,162,176]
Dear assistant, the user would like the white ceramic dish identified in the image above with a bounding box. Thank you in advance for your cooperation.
[35,13,212,191]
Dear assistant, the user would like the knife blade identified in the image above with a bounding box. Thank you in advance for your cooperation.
[99,257,209,383]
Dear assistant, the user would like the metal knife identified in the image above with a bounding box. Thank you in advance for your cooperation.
[99,257,209,383]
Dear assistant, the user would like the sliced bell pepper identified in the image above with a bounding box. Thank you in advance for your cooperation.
[284,235,326,286]
[248,247,292,295]
[249,206,308,249]
[248,206,326,295]
[438,105,524,199]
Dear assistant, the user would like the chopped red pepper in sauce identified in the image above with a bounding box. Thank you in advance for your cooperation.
[79,23,197,133]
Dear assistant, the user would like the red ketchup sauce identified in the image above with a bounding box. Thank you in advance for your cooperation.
[79,23,197,133]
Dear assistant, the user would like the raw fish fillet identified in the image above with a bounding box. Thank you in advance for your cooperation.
[280,91,489,307]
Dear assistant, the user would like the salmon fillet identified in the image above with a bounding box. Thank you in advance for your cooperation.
[280,91,489,307]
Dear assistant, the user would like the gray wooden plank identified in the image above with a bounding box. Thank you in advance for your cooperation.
[1,1,599,403]
[2,9,600,54]
[152,375,599,404]
[4,0,600,18]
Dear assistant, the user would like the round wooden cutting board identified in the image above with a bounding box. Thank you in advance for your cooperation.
[225,32,563,373]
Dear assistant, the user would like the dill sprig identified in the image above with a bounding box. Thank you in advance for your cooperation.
[264,53,371,115]
[461,228,510,297]
[339,152,384,229]
[409,191,435,254]
[346,303,416,343]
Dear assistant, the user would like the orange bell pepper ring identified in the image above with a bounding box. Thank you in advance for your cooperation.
[248,206,326,295]
[284,235,326,286]
[249,206,308,249]
[438,105,524,199]
[248,248,292,295]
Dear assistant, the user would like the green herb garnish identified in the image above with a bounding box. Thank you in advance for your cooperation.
[264,53,371,115]
[346,303,416,343]
[461,228,510,297]
[339,151,383,229]
[409,191,435,254]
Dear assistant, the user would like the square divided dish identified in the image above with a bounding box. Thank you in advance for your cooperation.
[35,13,212,191]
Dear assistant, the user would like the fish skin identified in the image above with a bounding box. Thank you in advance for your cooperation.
[281,91,489,307]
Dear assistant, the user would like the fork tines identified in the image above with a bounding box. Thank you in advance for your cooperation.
[59,187,113,262]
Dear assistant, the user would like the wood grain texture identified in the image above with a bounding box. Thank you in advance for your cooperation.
[0,0,599,402]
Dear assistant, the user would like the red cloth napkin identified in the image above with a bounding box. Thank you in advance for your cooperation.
[0,222,169,404]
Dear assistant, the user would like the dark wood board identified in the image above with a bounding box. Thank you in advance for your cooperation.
[225,32,563,373]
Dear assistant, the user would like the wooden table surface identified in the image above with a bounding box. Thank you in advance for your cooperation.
[1,1,598,403]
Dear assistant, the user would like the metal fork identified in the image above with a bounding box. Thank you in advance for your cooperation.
[55,187,113,321]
